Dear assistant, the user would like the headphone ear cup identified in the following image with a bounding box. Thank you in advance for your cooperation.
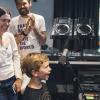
[55,24,70,35]
[74,18,94,36]
[73,18,95,49]
[77,24,92,35]
[54,18,73,36]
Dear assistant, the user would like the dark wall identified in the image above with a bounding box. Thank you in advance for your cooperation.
[54,0,99,19]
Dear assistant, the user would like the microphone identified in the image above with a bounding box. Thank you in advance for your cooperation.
[59,48,69,65]
[59,35,70,65]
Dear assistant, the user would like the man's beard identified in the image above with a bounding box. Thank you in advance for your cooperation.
[18,8,29,16]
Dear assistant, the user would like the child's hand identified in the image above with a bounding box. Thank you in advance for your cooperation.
[13,78,22,93]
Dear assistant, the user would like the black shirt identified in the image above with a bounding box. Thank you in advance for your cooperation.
[22,83,52,100]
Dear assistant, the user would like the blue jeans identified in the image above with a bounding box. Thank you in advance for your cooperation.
[0,76,18,100]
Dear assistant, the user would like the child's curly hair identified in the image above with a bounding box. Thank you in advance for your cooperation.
[21,53,49,78]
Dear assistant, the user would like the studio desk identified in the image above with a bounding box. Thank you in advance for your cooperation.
[45,50,100,100]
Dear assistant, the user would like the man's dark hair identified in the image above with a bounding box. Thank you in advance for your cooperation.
[0,7,11,17]
[15,0,32,4]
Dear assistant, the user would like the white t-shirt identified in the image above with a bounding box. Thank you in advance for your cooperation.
[0,32,22,80]
[8,13,46,59]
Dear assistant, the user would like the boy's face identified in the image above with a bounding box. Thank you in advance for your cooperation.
[37,61,51,80]
[16,0,31,16]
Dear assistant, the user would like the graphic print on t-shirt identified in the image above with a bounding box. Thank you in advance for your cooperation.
[18,24,26,33]
[16,22,41,60]
[17,23,35,50]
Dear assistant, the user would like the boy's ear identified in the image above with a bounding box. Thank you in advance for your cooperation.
[31,70,38,77]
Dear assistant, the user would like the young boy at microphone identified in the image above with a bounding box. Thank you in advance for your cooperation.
[21,53,52,100]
